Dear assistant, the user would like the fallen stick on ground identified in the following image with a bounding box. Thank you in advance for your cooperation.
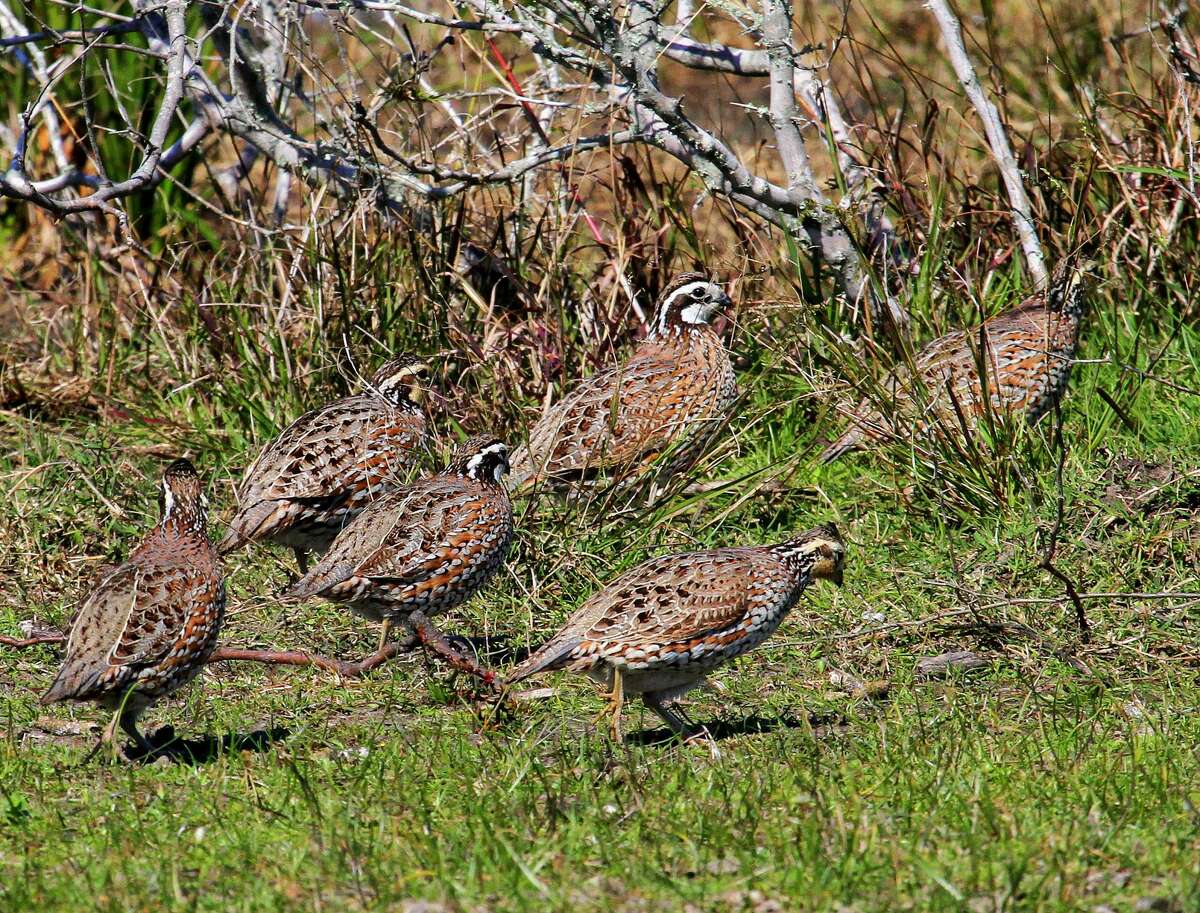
[207,644,408,678]
[0,633,65,648]
[3,630,500,683]
[3,634,409,679]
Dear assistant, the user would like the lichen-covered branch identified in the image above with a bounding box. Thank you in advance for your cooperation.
[0,0,914,335]
[926,0,1049,288]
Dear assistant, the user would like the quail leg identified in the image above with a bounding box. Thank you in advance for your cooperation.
[119,708,155,758]
[593,667,625,743]
[96,705,152,762]
[609,668,625,742]
[642,692,691,737]
[97,708,125,762]
[377,618,392,654]
[643,692,718,756]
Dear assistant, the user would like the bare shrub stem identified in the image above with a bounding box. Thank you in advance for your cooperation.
[926,0,1049,288]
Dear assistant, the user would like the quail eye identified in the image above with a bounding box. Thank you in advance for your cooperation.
[691,288,706,299]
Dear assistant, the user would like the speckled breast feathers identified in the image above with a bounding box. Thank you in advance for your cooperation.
[42,460,227,716]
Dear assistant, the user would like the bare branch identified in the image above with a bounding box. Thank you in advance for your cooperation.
[663,13,909,333]
[298,0,524,32]
[0,18,140,49]
[926,0,1049,288]
[763,0,818,200]
[359,114,642,196]
[0,0,194,218]
[0,0,920,341]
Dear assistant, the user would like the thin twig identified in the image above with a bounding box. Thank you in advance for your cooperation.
[0,632,410,678]
[0,633,64,647]
[0,19,141,48]
[208,644,407,678]
[1039,401,1090,642]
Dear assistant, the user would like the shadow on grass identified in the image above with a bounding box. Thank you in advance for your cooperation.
[459,635,528,667]
[626,710,847,747]
[129,725,291,765]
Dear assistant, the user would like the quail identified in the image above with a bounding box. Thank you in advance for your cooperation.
[281,435,513,679]
[821,261,1091,462]
[42,460,226,759]
[219,356,431,571]
[505,524,845,742]
[508,273,737,492]
[459,242,528,312]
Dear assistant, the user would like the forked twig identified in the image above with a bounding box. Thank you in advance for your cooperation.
[1039,401,1090,642]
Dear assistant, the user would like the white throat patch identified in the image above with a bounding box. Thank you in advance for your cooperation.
[656,281,719,333]
[466,442,509,481]
[161,479,176,518]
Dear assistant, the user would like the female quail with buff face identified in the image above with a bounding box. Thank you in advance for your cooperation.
[822,262,1090,461]
[506,525,845,742]
[220,356,432,570]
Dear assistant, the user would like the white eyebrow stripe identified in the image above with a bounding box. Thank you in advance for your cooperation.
[656,281,720,331]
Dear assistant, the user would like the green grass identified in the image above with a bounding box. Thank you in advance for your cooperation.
[3,261,1200,911]
[4,681,1199,912]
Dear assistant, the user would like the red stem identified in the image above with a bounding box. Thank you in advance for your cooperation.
[484,37,608,248]
[0,634,64,647]
[4,634,488,683]
[208,644,406,678]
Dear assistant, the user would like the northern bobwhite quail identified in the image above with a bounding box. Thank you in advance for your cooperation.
[508,273,737,492]
[281,435,513,680]
[219,356,431,571]
[505,524,845,742]
[459,242,528,312]
[42,460,226,759]
[821,261,1091,462]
